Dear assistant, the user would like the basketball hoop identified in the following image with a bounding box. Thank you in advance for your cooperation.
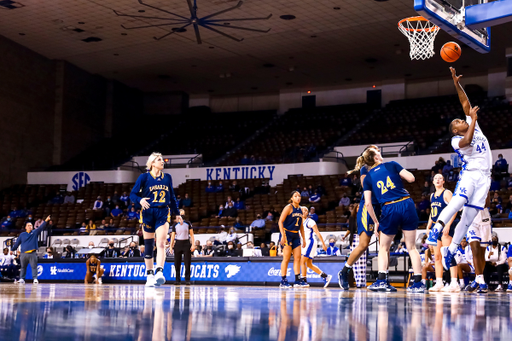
[398,16,440,60]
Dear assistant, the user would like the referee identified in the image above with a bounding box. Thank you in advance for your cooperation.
[170,210,195,285]
[11,215,51,284]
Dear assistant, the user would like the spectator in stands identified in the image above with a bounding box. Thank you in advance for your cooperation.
[182,193,192,208]
[103,221,112,233]
[422,181,431,196]
[63,192,75,204]
[176,194,182,208]
[47,220,55,231]
[226,227,238,244]
[241,154,250,165]
[125,242,141,258]
[34,218,44,230]
[43,247,59,259]
[490,176,501,191]
[120,192,129,208]
[51,192,63,205]
[216,181,224,193]
[139,245,145,257]
[507,179,512,191]
[229,181,240,192]
[494,154,508,174]
[316,183,326,196]
[9,207,19,218]
[250,215,266,229]
[93,196,103,210]
[120,246,130,258]
[104,240,119,258]
[418,194,429,211]
[493,192,503,204]
[326,238,340,256]
[85,220,95,235]
[484,234,509,291]
[309,207,319,223]
[260,243,270,257]
[107,191,117,205]
[339,194,350,207]
[0,248,16,279]
[234,198,245,210]
[225,196,234,208]
[104,196,114,217]
[223,202,238,218]
[79,222,88,234]
[339,174,351,187]
[202,240,214,257]
[505,195,512,213]
[233,217,244,229]
[127,207,138,220]
[489,202,500,218]
[309,191,321,203]
[205,182,215,193]
[300,187,310,197]
[216,205,224,218]
[111,205,123,218]
[442,160,453,176]
[307,185,314,196]
[431,160,442,174]
[447,170,457,182]
[0,216,13,231]
[194,240,202,254]
[263,212,272,222]
[419,207,430,222]
[235,243,243,256]
[215,228,228,245]
[96,219,106,232]
[225,241,238,257]
[437,157,446,170]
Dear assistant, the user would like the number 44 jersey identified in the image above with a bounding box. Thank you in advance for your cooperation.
[363,161,410,205]
[451,114,492,174]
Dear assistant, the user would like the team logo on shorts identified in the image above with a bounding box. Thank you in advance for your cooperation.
[368,224,374,231]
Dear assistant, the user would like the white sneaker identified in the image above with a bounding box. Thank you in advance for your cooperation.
[429,282,444,292]
[97,278,102,285]
[145,274,156,287]
[17,279,25,285]
[33,279,39,284]
[495,285,502,292]
[442,283,460,292]
[155,270,165,286]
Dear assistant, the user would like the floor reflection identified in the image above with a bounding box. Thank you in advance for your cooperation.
[0,284,512,340]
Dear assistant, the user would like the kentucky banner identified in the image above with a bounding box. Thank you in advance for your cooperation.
[28,260,345,283]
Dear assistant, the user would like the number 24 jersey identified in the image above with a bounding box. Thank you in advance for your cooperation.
[363,161,410,205]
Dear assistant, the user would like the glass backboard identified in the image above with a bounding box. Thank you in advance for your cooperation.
[414,0,491,53]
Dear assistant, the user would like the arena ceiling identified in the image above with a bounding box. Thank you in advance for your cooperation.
[0,0,510,95]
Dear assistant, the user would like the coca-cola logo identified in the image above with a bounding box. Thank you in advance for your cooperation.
[267,267,291,277]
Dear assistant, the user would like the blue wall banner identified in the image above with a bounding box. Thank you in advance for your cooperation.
[28,260,345,283]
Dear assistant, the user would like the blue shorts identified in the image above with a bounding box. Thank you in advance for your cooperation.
[140,207,171,233]
[436,221,456,241]
[357,203,381,237]
[279,230,301,250]
[379,198,418,236]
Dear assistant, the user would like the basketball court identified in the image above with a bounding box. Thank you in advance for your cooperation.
[1,283,512,340]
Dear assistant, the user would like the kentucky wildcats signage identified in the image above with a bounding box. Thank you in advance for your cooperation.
[27,260,344,283]
[206,166,276,181]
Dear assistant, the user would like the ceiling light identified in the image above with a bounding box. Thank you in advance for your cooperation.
[372,85,376,88]
[307,91,311,94]
[280,15,296,20]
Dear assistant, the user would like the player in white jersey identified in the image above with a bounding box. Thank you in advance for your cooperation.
[426,68,492,273]
[299,207,332,288]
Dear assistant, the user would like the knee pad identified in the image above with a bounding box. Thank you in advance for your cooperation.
[508,268,512,276]
[144,238,155,259]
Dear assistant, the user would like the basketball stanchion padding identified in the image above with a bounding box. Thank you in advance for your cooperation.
[398,16,440,60]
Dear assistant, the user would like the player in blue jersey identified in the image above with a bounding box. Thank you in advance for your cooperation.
[130,152,182,287]
[278,191,306,288]
[338,145,381,290]
[425,174,459,292]
[359,147,425,293]
[299,207,331,288]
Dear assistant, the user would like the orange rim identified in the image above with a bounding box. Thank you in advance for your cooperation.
[398,16,439,32]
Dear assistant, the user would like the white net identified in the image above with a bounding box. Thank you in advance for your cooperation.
[398,17,440,60]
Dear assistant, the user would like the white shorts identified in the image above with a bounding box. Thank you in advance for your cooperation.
[302,241,317,259]
[454,170,491,210]
[467,211,492,246]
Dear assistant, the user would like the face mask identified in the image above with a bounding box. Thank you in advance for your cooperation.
[89,246,93,249]
[492,240,498,246]
[109,243,114,247]
[329,242,335,247]
[130,246,135,250]
[228,245,233,249]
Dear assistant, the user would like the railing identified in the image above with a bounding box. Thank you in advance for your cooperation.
[321,150,348,167]
[120,160,144,173]
[398,141,417,156]
[48,227,137,237]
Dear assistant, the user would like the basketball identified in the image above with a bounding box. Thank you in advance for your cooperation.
[440,42,462,62]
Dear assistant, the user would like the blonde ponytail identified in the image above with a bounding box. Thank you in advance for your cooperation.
[347,156,365,175]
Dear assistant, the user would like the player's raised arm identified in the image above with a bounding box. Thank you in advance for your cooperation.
[459,106,479,148]
[450,67,471,116]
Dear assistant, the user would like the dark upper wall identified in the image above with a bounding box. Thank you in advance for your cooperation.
[0,34,55,190]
